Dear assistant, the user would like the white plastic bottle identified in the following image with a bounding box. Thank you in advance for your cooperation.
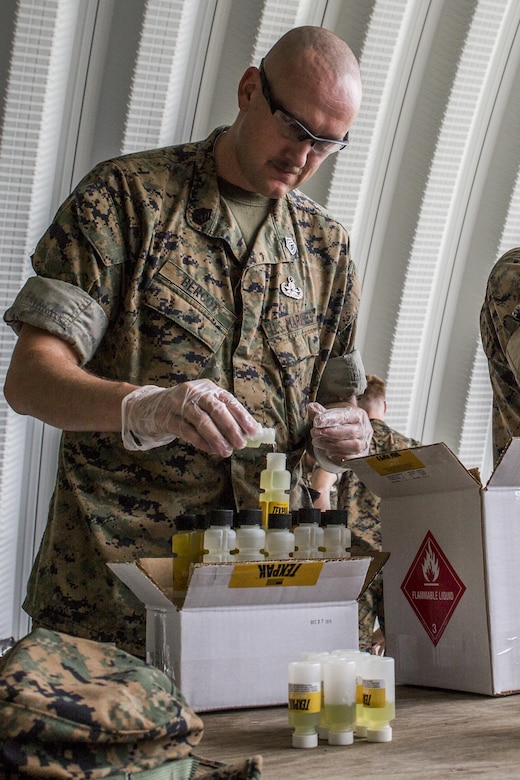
[288,661,322,748]
[321,509,351,558]
[233,508,266,561]
[202,509,236,562]
[323,656,357,745]
[245,426,276,448]
[362,655,395,742]
[258,452,291,528]
[265,513,295,559]
[300,650,331,740]
[293,507,324,559]
[332,648,368,736]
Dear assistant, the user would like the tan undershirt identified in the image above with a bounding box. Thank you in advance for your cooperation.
[219,178,273,250]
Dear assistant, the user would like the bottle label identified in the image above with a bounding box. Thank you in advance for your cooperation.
[362,678,386,708]
[288,682,321,713]
[228,561,323,588]
[267,501,290,514]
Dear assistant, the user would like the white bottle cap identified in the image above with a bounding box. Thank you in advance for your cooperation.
[292,731,318,749]
[367,724,392,742]
[328,729,354,746]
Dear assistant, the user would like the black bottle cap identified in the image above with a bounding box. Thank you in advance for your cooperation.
[174,513,198,531]
[207,508,235,526]
[296,507,322,525]
[322,509,348,526]
[267,512,292,530]
[235,508,263,528]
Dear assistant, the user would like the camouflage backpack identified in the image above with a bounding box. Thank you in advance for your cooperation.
[0,628,262,780]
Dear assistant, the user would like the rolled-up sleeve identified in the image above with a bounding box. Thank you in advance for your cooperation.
[4,276,108,366]
[316,349,367,405]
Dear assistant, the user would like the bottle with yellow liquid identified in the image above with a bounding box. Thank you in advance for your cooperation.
[322,656,357,745]
[362,655,395,742]
[172,513,203,594]
[288,661,321,748]
[258,452,290,528]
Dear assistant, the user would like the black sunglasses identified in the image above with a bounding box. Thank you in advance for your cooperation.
[258,59,349,156]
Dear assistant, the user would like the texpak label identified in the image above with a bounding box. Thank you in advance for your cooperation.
[228,561,323,588]
[400,531,466,646]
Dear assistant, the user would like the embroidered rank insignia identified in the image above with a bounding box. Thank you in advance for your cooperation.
[285,236,297,255]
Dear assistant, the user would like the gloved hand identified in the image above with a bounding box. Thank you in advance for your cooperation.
[121,379,262,455]
[308,401,373,473]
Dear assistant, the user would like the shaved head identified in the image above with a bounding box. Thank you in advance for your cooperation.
[264,25,360,81]
[215,25,362,196]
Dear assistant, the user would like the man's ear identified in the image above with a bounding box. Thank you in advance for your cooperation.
[237,66,259,111]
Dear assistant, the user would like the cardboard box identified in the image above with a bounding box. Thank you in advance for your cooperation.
[347,439,520,696]
[109,554,386,711]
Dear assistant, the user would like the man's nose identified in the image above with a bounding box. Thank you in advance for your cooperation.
[285,138,314,168]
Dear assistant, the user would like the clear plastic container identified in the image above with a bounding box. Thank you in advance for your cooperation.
[233,507,266,561]
[321,509,351,558]
[288,661,321,748]
[323,656,357,745]
[362,655,395,742]
[259,452,290,528]
[245,426,276,448]
[202,508,236,562]
[265,513,295,559]
[293,507,324,559]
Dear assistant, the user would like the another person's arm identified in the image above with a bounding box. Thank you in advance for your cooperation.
[309,467,338,511]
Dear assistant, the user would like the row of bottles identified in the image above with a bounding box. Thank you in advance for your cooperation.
[172,506,352,591]
[288,650,395,748]
[172,451,352,591]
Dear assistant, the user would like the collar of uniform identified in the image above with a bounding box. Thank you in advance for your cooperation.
[186,127,299,264]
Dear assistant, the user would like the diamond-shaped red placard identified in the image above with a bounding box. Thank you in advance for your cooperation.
[400,530,466,646]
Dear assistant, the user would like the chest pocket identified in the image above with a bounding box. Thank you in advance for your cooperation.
[144,261,236,354]
[263,311,320,391]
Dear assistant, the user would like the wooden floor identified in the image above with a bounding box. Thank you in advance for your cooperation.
[196,685,520,779]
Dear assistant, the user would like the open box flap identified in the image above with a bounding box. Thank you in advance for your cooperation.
[182,557,372,608]
[108,558,177,610]
[350,550,391,597]
[347,442,479,499]
[109,557,376,610]
[485,438,520,489]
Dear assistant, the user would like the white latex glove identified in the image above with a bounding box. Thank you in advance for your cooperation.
[308,401,373,473]
[121,379,261,456]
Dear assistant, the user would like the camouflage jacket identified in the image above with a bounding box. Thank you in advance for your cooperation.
[337,419,421,551]
[4,129,363,655]
[480,247,520,463]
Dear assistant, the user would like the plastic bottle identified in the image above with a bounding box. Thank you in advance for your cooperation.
[332,648,368,736]
[172,513,203,593]
[288,661,322,748]
[202,509,236,562]
[233,508,266,561]
[245,426,276,448]
[258,452,291,528]
[323,656,357,745]
[362,655,395,742]
[321,509,351,558]
[300,650,331,740]
[293,507,324,559]
[265,513,295,559]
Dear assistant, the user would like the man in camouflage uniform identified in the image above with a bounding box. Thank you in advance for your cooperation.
[311,375,421,652]
[480,247,520,464]
[3,26,371,657]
